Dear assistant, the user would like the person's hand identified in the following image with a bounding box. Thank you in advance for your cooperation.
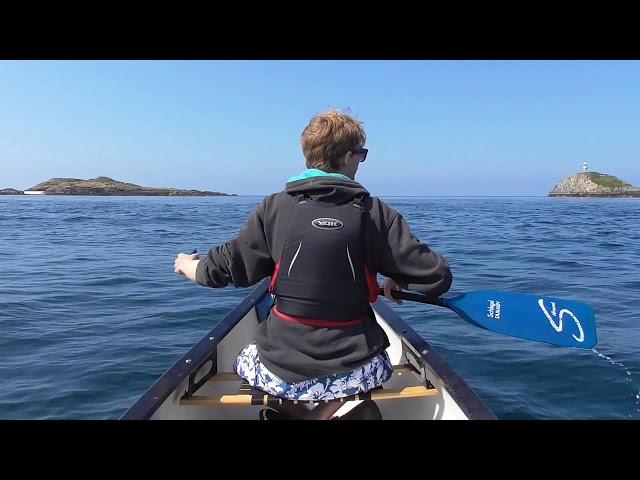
[174,252,200,282]
[382,277,403,305]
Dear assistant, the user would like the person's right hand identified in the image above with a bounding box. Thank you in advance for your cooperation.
[174,252,200,282]
[382,277,403,305]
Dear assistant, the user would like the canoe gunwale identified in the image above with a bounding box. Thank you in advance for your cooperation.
[372,298,497,420]
[120,280,270,420]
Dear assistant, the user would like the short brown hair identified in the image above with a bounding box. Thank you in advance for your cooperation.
[301,109,366,171]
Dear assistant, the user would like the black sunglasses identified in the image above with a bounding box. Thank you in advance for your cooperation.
[350,147,368,162]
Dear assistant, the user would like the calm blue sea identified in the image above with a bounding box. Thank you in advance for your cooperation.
[1,195,638,419]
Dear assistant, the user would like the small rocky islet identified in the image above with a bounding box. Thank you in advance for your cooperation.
[549,171,639,198]
[0,188,25,195]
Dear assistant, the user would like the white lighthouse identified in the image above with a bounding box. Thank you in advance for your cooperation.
[582,162,588,172]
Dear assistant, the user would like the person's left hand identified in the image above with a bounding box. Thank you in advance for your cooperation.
[174,252,200,282]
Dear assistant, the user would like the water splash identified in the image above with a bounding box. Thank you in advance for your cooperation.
[593,348,639,417]
[593,348,627,368]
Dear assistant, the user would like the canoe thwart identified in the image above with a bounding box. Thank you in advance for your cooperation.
[206,364,420,383]
[180,385,438,407]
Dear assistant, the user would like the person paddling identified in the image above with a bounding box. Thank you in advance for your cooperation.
[174,109,452,419]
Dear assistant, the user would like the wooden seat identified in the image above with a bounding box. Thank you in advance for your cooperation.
[180,385,437,406]
[180,365,438,407]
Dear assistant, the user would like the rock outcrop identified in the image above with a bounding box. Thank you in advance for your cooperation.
[27,177,235,196]
[0,188,24,195]
[549,172,640,197]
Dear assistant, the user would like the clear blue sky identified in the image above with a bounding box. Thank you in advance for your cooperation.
[1,60,639,196]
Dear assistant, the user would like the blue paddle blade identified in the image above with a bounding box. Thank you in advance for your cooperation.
[443,290,597,349]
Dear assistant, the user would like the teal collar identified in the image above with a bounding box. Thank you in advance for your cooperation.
[287,168,352,183]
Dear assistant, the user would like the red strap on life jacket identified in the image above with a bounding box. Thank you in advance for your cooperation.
[273,305,364,327]
[364,265,379,303]
[269,259,282,294]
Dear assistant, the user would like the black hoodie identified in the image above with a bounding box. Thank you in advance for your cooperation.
[196,176,453,383]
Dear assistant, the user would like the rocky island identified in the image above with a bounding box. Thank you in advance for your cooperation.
[549,172,640,198]
[0,188,24,195]
[11,177,235,196]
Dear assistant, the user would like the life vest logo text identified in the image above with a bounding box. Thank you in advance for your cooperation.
[311,218,344,230]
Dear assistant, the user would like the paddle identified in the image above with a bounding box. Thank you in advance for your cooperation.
[380,288,597,349]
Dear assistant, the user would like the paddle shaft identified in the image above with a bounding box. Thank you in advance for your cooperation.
[378,288,446,307]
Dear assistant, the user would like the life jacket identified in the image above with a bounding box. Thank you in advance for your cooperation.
[269,193,379,327]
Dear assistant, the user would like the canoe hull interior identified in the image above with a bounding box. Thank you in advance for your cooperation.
[122,280,495,420]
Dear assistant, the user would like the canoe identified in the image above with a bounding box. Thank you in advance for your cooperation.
[121,279,496,420]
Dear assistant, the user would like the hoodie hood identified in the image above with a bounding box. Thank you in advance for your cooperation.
[285,177,370,204]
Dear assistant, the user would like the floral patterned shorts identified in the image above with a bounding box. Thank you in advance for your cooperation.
[233,343,394,400]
